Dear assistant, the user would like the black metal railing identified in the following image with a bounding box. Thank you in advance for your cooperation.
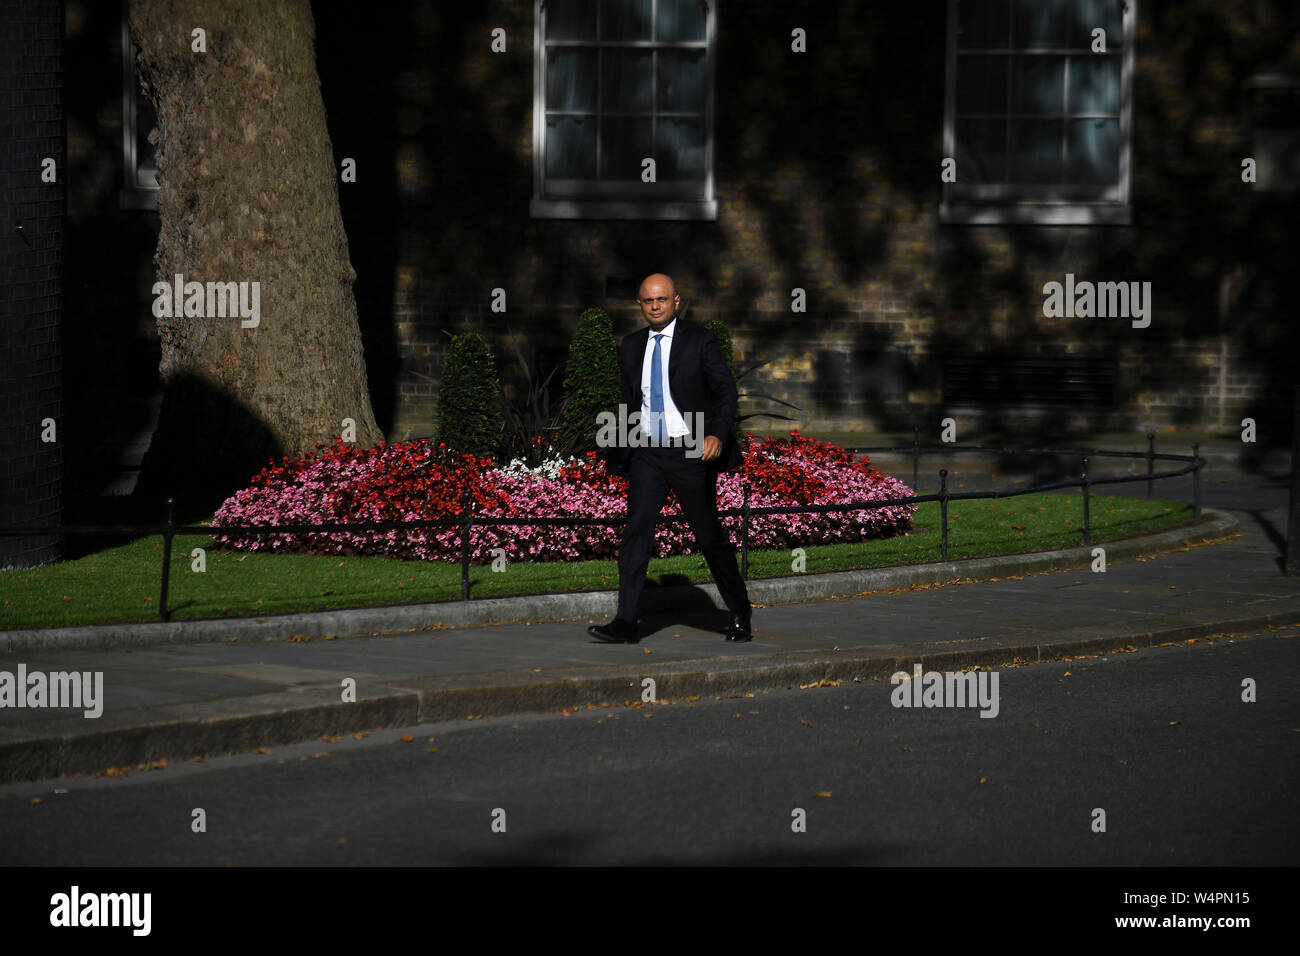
[0,435,1204,624]
[870,427,1180,502]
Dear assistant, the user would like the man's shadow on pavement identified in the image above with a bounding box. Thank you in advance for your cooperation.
[634,576,736,639]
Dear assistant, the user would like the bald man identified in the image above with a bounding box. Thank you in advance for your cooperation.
[588,274,753,644]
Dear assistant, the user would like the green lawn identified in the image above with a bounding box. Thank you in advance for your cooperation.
[0,493,1197,630]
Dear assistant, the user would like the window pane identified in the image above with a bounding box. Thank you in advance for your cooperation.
[1070,0,1122,48]
[957,0,1010,48]
[956,118,1007,183]
[1008,119,1063,182]
[601,0,652,40]
[658,49,705,113]
[547,115,598,178]
[136,92,159,185]
[1068,55,1119,114]
[1012,56,1064,114]
[602,49,652,112]
[1012,0,1067,48]
[1066,117,1119,183]
[656,0,707,42]
[547,49,597,111]
[600,117,653,179]
[956,54,1008,114]
[548,0,597,40]
[657,118,706,180]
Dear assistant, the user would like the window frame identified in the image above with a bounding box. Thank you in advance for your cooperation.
[530,0,718,221]
[120,6,159,212]
[940,0,1136,225]
[1246,71,1300,192]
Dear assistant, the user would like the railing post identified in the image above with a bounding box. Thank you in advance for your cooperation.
[460,483,472,601]
[741,481,750,581]
[1145,431,1155,499]
[1286,386,1300,575]
[1081,456,1091,547]
[159,496,175,623]
[939,468,949,562]
[912,424,920,492]
[1191,441,1201,519]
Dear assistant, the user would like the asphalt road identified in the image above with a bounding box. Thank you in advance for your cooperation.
[3,625,1295,866]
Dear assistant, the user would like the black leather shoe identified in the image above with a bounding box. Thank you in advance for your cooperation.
[724,612,753,643]
[588,618,639,644]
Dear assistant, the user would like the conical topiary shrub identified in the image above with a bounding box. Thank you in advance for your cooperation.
[435,331,505,457]
[559,307,621,453]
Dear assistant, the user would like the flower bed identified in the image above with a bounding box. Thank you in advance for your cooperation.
[210,431,916,562]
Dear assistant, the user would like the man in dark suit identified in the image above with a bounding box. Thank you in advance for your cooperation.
[587,273,753,645]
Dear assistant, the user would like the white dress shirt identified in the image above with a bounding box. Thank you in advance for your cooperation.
[639,317,690,439]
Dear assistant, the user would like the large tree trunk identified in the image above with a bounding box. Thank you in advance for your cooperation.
[129,0,380,512]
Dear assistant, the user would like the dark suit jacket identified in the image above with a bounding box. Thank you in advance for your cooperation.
[611,318,743,475]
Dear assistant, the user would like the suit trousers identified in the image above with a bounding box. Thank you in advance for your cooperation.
[616,445,750,623]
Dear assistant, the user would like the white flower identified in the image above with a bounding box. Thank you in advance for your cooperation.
[498,454,582,478]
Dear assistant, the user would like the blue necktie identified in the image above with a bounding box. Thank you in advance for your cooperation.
[650,333,665,444]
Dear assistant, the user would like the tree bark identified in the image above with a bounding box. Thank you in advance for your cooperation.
[129,0,380,510]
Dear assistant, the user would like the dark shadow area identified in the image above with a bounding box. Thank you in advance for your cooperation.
[61,490,169,561]
[638,598,733,638]
[132,372,283,523]
[313,2,403,438]
[1231,508,1289,570]
[62,0,162,511]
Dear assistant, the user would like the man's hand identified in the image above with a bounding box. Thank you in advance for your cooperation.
[701,435,722,461]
